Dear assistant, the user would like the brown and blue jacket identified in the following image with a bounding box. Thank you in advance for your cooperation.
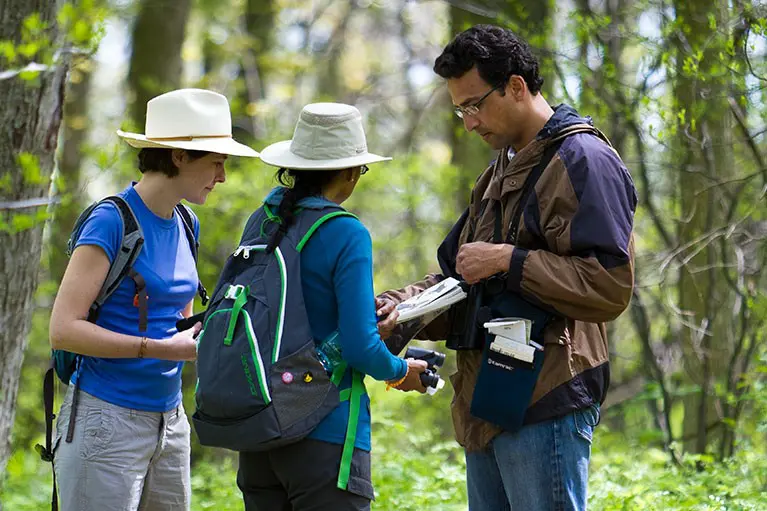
[382,104,637,451]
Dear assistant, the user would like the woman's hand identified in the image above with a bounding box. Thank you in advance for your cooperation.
[152,322,202,361]
[393,358,428,393]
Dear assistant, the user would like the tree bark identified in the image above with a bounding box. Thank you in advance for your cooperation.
[49,60,92,282]
[233,0,275,141]
[0,0,69,476]
[127,0,192,129]
[671,0,734,454]
[317,2,355,100]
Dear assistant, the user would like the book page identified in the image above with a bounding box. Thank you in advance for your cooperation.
[395,278,466,323]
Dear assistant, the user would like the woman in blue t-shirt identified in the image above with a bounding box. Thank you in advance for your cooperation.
[49,89,259,511]
[236,103,427,511]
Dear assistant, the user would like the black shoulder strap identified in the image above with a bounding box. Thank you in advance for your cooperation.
[35,361,57,510]
[98,196,143,299]
[175,203,198,261]
[174,203,208,305]
[496,138,567,245]
[70,196,145,322]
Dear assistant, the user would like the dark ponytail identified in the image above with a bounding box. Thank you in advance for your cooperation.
[266,167,344,252]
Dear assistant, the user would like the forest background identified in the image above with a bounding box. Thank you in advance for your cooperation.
[1,0,766,509]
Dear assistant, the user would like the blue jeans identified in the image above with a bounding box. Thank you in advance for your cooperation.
[465,404,600,511]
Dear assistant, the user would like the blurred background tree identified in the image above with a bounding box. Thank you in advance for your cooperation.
[1,0,766,509]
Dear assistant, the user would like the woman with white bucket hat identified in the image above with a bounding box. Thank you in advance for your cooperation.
[49,88,258,510]
[233,103,427,510]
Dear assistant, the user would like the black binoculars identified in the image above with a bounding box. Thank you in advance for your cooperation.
[404,346,445,389]
[445,275,506,351]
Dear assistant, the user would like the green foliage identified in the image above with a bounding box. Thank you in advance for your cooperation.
[0,2,105,70]
[190,456,241,509]
[57,0,108,50]
[17,153,43,185]
[589,430,767,510]
[4,0,767,508]
[368,378,467,510]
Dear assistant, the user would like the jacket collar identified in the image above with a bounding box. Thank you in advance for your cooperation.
[264,186,338,210]
[536,104,593,141]
[486,105,598,202]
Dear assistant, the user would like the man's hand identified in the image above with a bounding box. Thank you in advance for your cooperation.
[456,242,514,284]
[376,297,399,339]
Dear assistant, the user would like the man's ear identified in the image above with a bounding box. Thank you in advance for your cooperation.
[346,167,356,182]
[508,75,527,101]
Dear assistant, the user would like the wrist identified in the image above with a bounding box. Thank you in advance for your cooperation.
[497,244,514,273]
[386,366,410,391]
[144,338,163,359]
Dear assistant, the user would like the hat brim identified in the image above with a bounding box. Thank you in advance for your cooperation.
[259,140,391,170]
[117,130,260,158]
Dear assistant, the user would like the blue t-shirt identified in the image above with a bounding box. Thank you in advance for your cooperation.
[71,184,199,412]
[265,188,407,451]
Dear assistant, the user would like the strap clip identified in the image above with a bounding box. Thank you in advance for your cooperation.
[225,284,245,300]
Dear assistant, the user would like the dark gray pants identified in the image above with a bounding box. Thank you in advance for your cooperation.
[237,438,374,511]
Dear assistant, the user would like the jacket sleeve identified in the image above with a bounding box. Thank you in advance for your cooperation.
[377,273,451,348]
[507,139,637,323]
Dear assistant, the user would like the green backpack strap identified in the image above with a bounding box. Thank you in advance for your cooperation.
[297,211,358,253]
[336,368,366,490]
[296,208,362,490]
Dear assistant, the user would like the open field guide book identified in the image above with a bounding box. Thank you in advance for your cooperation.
[395,277,467,324]
[383,277,468,356]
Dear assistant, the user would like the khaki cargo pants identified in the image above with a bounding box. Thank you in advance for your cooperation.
[53,386,191,511]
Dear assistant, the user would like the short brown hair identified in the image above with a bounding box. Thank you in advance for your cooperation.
[137,148,212,177]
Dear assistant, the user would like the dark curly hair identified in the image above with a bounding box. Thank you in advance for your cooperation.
[137,148,212,178]
[433,25,544,94]
[266,167,345,253]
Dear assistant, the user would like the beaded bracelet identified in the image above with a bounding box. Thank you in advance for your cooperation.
[385,366,410,391]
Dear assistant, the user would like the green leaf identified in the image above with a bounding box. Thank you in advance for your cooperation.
[17,153,43,185]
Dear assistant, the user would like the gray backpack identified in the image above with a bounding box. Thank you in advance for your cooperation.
[193,202,365,490]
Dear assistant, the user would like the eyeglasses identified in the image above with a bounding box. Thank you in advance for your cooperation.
[360,165,369,175]
[454,84,503,119]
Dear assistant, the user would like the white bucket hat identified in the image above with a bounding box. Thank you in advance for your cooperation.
[259,103,391,170]
[116,88,260,158]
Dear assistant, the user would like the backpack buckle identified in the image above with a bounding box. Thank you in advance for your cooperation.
[225,284,245,300]
[35,443,54,462]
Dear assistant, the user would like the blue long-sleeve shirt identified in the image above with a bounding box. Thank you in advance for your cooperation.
[265,189,407,450]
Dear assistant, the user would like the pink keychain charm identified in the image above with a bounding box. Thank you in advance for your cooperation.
[281,372,294,384]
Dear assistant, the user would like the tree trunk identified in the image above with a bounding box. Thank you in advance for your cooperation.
[233,0,275,141]
[49,60,93,282]
[317,2,355,100]
[0,0,68,476]
[671,0,734,454]
[127,0,192,129]
[603,0,627,154]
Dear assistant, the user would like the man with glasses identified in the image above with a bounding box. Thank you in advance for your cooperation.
[377,25,637,511]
